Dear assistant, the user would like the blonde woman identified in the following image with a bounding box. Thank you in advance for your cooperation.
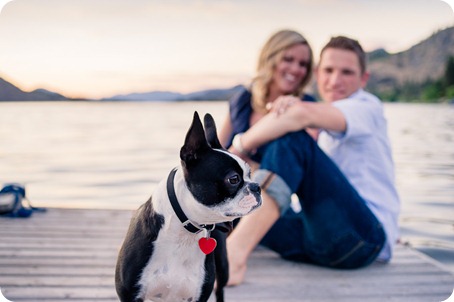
[219,29,315,148]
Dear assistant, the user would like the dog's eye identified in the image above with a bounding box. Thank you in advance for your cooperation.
[228,175,240,185]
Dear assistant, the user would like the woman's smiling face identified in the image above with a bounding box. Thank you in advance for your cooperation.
[270,43,311,96]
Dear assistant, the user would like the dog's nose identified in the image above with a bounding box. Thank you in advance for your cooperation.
[249,182,261,194]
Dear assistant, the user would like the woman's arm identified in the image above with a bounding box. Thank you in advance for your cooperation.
[218,112,233,148]
[239,97,346,153]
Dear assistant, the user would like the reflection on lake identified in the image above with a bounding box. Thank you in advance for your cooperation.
[1,101,453,271]
[384,103,454,271]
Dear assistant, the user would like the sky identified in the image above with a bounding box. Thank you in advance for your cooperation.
[0,0,453,99]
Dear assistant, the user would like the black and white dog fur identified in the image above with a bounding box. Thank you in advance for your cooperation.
[115,112,262,302]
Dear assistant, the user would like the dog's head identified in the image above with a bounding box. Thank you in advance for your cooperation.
[179,112,261,222]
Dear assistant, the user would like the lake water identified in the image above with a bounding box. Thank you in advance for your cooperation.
[1,101,453,272]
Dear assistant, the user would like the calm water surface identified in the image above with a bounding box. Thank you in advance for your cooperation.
[1,101,453,271]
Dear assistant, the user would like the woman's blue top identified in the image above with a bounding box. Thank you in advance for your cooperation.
[226,86,316,148]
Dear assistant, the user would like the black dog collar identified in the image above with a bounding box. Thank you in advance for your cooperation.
[167,168,215,234]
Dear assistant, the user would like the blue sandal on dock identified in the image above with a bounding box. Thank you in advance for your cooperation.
[0,184,46,218]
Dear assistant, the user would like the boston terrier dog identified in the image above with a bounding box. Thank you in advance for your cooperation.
[115,112,262,302]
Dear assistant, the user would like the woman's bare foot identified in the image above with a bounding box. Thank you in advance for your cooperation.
[226,192,280,286]
[225,222,252,286]
[226,246,248,286]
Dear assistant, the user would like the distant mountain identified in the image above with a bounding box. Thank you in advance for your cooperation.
[367,48,390,61]
[182,85,245,101]
[30,88,70,101]
[0,77,70,101]
[106,85,244,101]
[367,26,454,96]
[107,90,184,101]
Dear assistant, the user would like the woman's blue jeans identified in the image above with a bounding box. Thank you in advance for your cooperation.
[255,130,386,269]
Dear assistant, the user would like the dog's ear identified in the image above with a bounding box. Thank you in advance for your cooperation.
[180,111,210,164]
[203,113,224,150]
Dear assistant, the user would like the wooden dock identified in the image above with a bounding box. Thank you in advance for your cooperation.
[1,208,453,302]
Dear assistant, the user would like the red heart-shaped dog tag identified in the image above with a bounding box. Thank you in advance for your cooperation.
[198,237,217,255]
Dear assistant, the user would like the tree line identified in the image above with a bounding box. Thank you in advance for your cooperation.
[376,56,454,103]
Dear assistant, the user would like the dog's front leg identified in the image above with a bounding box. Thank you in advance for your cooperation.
[213,228,229,302]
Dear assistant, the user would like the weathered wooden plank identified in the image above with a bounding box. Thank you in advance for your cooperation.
[2,287,117,299]
[0,250,119,258]
[0,242,121,250]
[0,266,114,276]
[0,276,114,286]
[0,257,115,266]
[0,229,127,238]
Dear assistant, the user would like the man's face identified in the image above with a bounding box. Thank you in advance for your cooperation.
[316,48,368,103]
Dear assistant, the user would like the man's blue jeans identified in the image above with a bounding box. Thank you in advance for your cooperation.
[254,130,386,269]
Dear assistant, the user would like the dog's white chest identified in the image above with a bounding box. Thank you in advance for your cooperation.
[138,229,206,302]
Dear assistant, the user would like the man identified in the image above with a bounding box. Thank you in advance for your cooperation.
[227,36,400,285]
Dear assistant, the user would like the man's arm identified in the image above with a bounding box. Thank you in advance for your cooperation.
[238,99,346,153]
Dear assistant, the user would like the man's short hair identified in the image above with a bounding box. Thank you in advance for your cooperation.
[321,36,366,74]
